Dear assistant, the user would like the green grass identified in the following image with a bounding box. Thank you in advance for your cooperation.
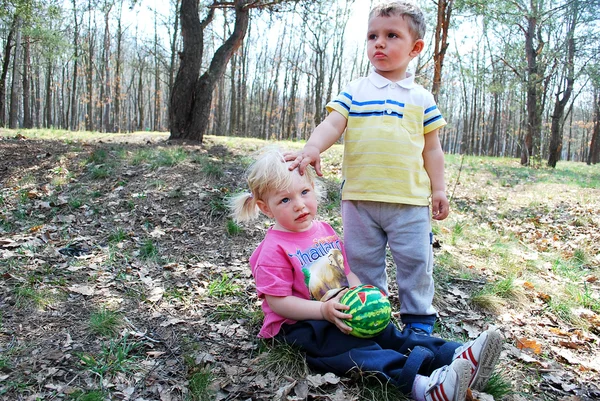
[255,340,310,378]
[78,334,144,381]
[67,389,105,401]
[207,273,241,297]
[187,368,215,401]
[139,239,158,260]
[89,308,123,337]
[226,219,242,235]
[13,284,57,309]
[471,276,525,313]
[108,228,129,243]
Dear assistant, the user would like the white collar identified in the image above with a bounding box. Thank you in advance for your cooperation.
[368,71,416,89]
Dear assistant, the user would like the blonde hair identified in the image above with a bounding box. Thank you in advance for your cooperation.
[369,1,426,40]
[228,146,322,223]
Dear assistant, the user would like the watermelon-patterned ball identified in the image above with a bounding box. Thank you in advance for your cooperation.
[339,284,391,338]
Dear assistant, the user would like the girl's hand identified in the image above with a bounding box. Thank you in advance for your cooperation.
[320,289,353,334]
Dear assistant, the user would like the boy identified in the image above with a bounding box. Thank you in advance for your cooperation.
[287,1,447,335]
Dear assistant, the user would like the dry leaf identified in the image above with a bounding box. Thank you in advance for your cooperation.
[147,287,164,302]
[68,284,95,296]
[523,281,535,290]
[516,337,543,354]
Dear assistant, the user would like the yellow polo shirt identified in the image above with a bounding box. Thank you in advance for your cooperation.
[326,72,447,206]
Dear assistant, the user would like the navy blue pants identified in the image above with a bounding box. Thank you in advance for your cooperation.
[278,320,461,395]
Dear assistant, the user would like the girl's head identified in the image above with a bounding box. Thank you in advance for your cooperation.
[229,147,322,232]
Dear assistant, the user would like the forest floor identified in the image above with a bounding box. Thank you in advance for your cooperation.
[0,129,599,401]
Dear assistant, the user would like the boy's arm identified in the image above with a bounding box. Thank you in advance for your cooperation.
[287,110,347,176]
[265,293,353,334]
[423,129,449,220]
[346,271,362,287]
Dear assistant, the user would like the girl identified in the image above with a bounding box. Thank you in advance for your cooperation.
[229,147,502,401]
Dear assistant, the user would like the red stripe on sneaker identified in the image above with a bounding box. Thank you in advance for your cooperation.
[459,348,477,367]
[435,384,450,401]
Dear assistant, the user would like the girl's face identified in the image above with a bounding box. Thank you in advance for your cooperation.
[257,170,318,232]
[366,14,424,82]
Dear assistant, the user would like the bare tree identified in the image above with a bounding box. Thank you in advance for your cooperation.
[169,0,303,142]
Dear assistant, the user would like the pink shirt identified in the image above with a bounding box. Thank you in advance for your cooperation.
[250,221,351,338]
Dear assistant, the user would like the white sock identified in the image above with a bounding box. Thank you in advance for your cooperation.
[412,374,428,401]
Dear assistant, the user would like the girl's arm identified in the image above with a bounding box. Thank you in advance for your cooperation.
[265,293,352,334]
[423,129,449,220]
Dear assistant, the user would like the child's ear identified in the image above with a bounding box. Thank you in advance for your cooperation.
[410,39,425,57]
[256,199,273,218]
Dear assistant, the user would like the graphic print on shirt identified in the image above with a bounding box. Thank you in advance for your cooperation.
[288,236,349,301]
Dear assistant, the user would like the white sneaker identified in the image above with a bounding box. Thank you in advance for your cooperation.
[424,359,471,401]
[453,329,503,391]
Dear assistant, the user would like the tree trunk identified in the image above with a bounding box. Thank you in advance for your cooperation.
[588,89,600,165]
[102,1,113,133]
[9,15,23,129]
[70,0,80,130]
[170,0,250,142]
[114,0,124,133]
[0,18,16,127]
[432,0,453,101]
[548,0,577,168]
[22,35,32,128]
[85,0,95,132]
[169,0,211,140]
[153,7,161,132]
[522,11,544,165]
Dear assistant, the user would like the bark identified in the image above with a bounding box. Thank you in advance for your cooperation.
[548,1,577,168]
[22,35,32,128]
[85,0,95,132]
[153,7,161,132]
[588,89,600,165]
[0,19,16,127]
[432,0,453,101]
[521,6,544,165]
[169,0,250,142]
[114,1,124,132]
[102,1,113,132]
[70,0,80,130]
[168,0,212,140]
[9,15,23,129]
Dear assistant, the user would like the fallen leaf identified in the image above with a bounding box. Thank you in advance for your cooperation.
[523,281,535,290]
[68,284,95,296]
[516,337,543,354]
[147,287,164,302]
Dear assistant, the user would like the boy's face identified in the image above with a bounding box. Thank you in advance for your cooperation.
[256,170,318,233]
[367,14,424,82]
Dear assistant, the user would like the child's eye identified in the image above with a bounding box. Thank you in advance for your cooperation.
[301,189,309,196]
[388,33,398,38]
[281,198,290,204]
[368,34,377,40]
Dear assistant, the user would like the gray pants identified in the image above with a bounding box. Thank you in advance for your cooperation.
[341,200,437,324]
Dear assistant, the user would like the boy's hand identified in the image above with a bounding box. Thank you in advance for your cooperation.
[284,145,323,176]
[431,190,449,220]
[320,289,353,334]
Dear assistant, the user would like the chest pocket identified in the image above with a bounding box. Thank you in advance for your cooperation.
[400,104,424,138]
